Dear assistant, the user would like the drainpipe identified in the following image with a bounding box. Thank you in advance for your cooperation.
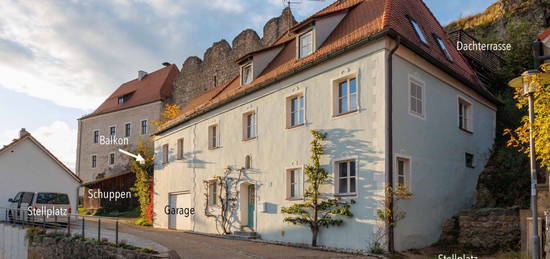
[386,35,400,253]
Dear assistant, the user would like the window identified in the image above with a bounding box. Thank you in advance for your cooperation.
[243,112,257,140]
[118,96,125,104]
[176,138,184,160]
[162,144,169,164]
[125,123,131,137]
[208,181,217,206]
[287,94,305,128]
[335,77,358,115]
[36,193,69,205]
[241,63,253,85]
[465,153,475,168]
[208,124,219,149]
[110,126,116,137]
[396,157,411,190]
[91,155,97,168]
[287,168,303,199]
[409,17,428,44]
[434,34,453,61]
[298,30,313,58]
[141,120,148,135]
[458,98,473,132]
[109,153,115,165]
[245,155,252,169]
[93,130,99,144]
[336,160,356,195]
[409,77,424,118]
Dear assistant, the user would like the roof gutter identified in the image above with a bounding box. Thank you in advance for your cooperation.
[386,35,400,254]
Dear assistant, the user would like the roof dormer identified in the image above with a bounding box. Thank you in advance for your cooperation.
[237,45,285,86]
[293,11,348,59]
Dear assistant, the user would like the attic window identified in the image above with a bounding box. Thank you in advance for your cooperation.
[118,92,133,104]
[408,17,428,44]
[298,30,314,59]
[433,34,453,61]
[241,63,253,85]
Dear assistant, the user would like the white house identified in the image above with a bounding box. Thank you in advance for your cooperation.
[152,0,498,251]
[0,129,82,218]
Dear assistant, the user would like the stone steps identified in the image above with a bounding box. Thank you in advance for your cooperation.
[231,231,260,240]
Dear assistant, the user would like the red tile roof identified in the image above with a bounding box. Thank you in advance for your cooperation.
[0,133,82,183]
[158,0,494,133]
[82,64,179,119]
[540,27,550,41]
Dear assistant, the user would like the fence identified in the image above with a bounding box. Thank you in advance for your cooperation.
[0,207,121,244]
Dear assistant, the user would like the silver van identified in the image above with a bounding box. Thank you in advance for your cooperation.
[8,192,71,223]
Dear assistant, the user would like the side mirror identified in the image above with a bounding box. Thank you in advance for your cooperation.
[8,198,13,202]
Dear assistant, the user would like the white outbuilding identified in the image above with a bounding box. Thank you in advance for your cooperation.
[0,128,82,218]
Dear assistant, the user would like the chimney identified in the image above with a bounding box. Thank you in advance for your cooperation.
[19,128,29,137]
[138,70,148,80]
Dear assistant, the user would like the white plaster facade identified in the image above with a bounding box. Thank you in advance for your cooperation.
[153,37,496,251]
[0,135,82,218]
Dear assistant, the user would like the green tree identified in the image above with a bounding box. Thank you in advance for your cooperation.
[129,138,155,225]
[281,130,355,246]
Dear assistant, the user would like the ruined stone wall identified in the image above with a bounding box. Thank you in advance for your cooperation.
[171,8,296,107]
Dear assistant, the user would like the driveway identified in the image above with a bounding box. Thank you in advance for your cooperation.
[115,222,373,259]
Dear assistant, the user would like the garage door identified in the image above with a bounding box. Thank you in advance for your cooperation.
[168,193,192,230]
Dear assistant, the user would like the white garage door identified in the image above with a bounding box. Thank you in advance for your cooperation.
[168,193,192,230]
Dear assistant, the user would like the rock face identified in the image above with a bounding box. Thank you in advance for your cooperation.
[171,8,297,107]
[439,208,520,251]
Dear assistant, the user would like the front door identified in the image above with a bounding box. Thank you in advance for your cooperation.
[247,185,255,228]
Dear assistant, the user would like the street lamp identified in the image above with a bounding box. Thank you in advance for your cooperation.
[508,69,550,259]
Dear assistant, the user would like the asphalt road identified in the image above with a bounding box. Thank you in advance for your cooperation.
[116,222,373,259]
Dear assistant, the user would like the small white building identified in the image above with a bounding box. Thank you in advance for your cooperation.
[0,129,82,217]
[152,0,498,251]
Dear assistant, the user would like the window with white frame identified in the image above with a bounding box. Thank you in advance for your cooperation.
[208,181,217,206]
[396,157,411,190]
[109,153,115,165]
[243,111,257,140]
[334,77,358,115]
[110,126,116,137]
[336,160,356,195]
[287,168,303,199]
[91,155,97,168]
[125,123,131,137]
[162,144,169,164]
[409,77,424,118]
[241,63,253,85]
[298,30,313,58]
[287,94,305,128]
[208,124,219,149]
[176,138,184,160]
[458,98,473,132]
[93,130,99,144]
[141,120,148,135]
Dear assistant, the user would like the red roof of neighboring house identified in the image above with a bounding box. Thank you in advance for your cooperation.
[0,133,82,183]
[540,27,550,41]
[158,0,494,134]
[81,64,179,119]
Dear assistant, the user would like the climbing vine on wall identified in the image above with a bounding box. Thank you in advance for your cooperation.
[129,139,155,225]
[203,167,244,234]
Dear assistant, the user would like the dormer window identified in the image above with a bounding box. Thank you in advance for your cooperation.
[408,17,428,44]
[118,92,133,105]
[241,63,253,85]
[118,96,125,104]
[298,30,314,59]
[433,34,453,61]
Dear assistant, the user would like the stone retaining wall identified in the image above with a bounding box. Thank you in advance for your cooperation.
[440,208,520,251]
[28,236,165,259]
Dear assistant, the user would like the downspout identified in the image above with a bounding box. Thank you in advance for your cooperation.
[386,35,400,253]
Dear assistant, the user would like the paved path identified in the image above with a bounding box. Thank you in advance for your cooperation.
[116,222,374,259]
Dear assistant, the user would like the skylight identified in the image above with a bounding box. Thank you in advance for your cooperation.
[434,35,453,61]
[409,17,428,44]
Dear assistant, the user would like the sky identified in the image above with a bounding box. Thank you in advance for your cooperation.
[0,0,496,170]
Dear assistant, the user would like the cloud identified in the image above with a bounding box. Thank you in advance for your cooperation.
[0,121,77,171]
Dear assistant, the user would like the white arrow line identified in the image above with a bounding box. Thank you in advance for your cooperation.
[118,149,145,165]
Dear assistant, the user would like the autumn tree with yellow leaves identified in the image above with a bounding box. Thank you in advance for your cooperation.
[152,104,181,128]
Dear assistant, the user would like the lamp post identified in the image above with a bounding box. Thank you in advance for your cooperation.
[508,69,547,259]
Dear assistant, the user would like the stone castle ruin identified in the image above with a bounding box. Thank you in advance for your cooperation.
[171,8,297,107]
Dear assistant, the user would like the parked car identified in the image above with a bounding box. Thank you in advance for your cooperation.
[7,191,72,224]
